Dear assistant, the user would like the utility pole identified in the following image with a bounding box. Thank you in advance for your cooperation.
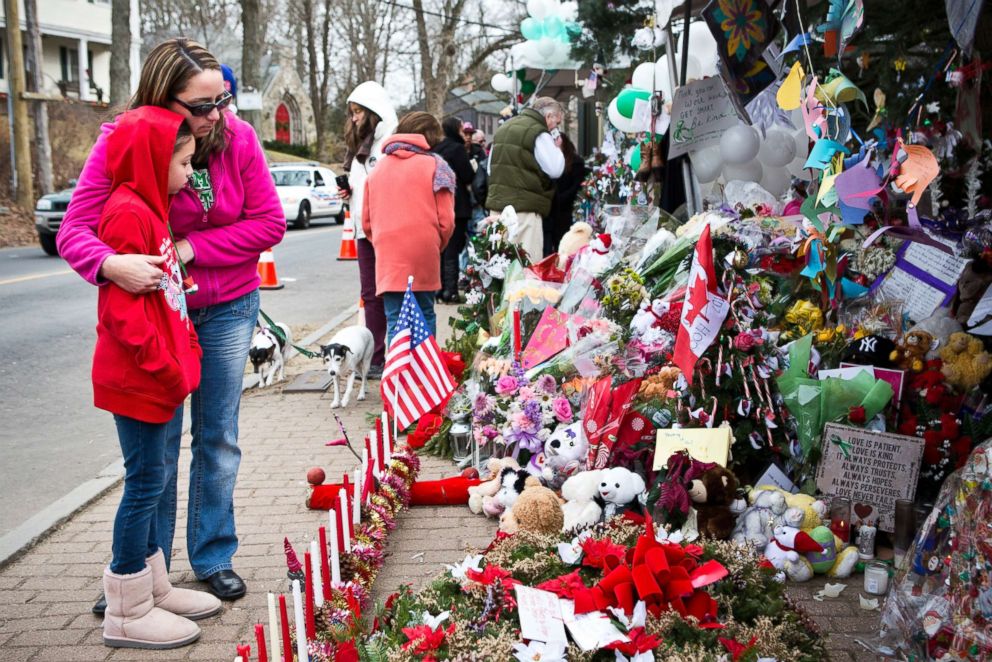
[23,0,53,195]
[4,0,34,208]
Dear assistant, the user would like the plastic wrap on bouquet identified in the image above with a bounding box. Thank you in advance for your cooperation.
[877,440,992,661]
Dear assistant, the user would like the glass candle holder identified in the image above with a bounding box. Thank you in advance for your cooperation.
[864,560,890,595]
[449,418,472,463]
[893,499,916,570]
[829,496,852,544]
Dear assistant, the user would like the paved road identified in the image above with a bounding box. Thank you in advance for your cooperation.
[0,221,358,537]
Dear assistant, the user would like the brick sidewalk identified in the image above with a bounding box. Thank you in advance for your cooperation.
[0,306,883,661]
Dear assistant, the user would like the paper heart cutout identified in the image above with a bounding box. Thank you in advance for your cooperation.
[853,503,874,521]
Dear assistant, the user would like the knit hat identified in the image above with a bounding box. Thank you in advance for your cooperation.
[220,64,237,98]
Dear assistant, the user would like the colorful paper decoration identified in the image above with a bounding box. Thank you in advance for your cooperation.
[703,0,781,107]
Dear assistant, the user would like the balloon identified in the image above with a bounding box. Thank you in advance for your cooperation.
[607,98,642,134]
[793,128,810,162]
[629,145,642,171]
[788,155,814,181]
[544,15,566,40]
[720,124,760,164]
[616,88,652,118]
[723,160,763,183]
[690,146,723,183]
[520,79,536,95]
[683,54,703,82]
[520,17,544,40]
[631,62,658,91]
[491,73,511,92]
[537,37,557,57]
[675,21,719,77]
[516,69,528,81]
[789,107,805,132]
[527,0,550,19]
[759,129,798,168]
[760,166,791,197]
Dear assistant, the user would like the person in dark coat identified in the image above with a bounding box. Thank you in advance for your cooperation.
[543,133,587,257]
[432,116,476,302]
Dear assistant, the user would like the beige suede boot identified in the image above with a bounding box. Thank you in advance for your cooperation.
[147,549,222,620]
[102,565,201,649]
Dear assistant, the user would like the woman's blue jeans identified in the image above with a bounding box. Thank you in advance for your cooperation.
[110,414,172,574]
[383,290,436,345]
[156,290,259,579]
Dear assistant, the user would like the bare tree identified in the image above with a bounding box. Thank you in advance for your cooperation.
[110,0,131,108]
[140,0,237,54]
[22,0,53,194]
[240,0,262,130]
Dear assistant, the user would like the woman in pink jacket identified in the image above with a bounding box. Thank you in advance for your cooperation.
[361,112,455,341]
[57,38,285,607]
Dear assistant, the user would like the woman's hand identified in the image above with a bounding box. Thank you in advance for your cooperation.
[100,254,167,294]
[175,239,195,264]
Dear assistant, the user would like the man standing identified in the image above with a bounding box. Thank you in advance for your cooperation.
[486,97,565,262]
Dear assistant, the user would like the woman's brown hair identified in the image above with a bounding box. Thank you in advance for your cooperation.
[395,111,442,147]
[130,38,226,164]
[343,102,382,156]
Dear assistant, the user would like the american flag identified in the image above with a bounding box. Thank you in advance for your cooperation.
[381,283,455,430]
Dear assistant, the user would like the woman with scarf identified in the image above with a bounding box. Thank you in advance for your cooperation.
[361,112,455,342]
[341,82,397,379]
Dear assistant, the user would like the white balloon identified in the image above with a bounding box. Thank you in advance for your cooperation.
[759,129,798,168]
[527,0,550,19]
[675,21,719,77]
[760,166,791,197]
[631,62,657,91]
[607,98,641,134]
[723,160,763,183]
[789,107,805,132]
[793,128,809,162]
[690,146,723,183]
[653,58,675,102]
[559,1,578,21]
[491,73,511,92]
[536,36,557,57]
[720,124,760,165]
[788,155,814,181]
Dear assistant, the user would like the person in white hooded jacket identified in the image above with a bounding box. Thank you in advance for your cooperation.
[341,82,397,378]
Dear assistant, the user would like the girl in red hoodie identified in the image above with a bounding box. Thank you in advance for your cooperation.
[94,106,220,650]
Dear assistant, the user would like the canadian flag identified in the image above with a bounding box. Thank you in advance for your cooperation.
[673,224,729,384]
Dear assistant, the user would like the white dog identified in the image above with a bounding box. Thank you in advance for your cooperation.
[249,323,292,387]
[320,325,374,408]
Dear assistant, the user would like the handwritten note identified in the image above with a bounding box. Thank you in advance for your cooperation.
[877,268,949,322]
[902,242,969,284]
[560,601,629,651]
[515,586,567,643]
[815,423,924,531]
[653,428,732,470]
[755,463,798,493]
[667,77,741,158]
[875,242,969,322]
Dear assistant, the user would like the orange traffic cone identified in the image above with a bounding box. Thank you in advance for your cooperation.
[258,248,284,290]
[337,210,358,261]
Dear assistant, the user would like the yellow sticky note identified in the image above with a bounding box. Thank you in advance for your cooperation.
[653,428,732,470]
[777,61,805,111]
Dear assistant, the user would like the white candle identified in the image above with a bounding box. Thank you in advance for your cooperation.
[369,428,380,478]
[864,561,890,595]
[291,579,307,662]
[309,539,324,607]
[338,489,351,553]
[353,468,361,525]
[382,411,392,453]
[361,447,369,501]
[327,509,341,585]
[266,592,280,662]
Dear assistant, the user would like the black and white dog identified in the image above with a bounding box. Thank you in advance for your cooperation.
[249,322,292,387]
[320,325,374,408]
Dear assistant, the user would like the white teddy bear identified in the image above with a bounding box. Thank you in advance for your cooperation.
[569,233,614,276]
[595,466,647,522]
[731,489,789,549]
[561,470,604,532]
[541,421,587,490]
[630,298,676,351]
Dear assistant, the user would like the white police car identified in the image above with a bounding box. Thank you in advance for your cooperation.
[270,163,346,229]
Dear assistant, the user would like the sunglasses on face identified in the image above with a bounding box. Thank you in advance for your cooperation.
[173,91,233,117]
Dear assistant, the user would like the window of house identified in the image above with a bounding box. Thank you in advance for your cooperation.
[60,47,79,82]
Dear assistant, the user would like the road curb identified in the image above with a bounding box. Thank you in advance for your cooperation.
[0,304,359,570]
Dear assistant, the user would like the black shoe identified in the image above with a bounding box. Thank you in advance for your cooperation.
[203,570,246,600]
[92,593,107,616]
[366,364,384,380]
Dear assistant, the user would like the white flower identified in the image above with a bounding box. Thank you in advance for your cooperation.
[616,651,654,662]
[512,640,567,662]
[465,290,483,306]
[446,554,484,581]
[608,600,647,631]
[421,610,450,629]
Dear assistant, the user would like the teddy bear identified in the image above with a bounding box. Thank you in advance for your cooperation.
[763,525,824,582]
[561,470,604,532]
[630,299,677,351]
[687,466,739,540]
[805,525,860,578]
[556,221,593,270]
[890,329,938,373]
[467,457,520,516]
[499,484,564,535]
[595,466,647,522]
[940,331,992,390]
[750,486,827,532]
[731,489,788,548]
[541,421,587,491]
[569,233,614,276]
[495,469,541,514]
[913,309,963,360]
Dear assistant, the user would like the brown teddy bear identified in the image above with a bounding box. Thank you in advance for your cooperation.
[940,332,992,390]
[889,329,937,373]
[499,484,564,535]
[688,466,739,540]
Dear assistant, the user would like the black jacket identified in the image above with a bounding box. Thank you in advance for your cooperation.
[433,134,475,220]
[544,154,588,254]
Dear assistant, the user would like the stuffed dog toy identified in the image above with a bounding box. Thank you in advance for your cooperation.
[250,323,292,387]
[321,325,374,409]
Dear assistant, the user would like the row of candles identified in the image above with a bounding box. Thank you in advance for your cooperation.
[233,413,396,662]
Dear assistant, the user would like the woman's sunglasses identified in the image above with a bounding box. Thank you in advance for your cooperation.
[173,91,233,117]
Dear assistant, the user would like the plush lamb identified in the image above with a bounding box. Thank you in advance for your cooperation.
[561,470,604,532]
[495,469,541,513]
[595,466,647,522]
[731,489,789,548]
[541,421,587,490]
[467,457,520,515]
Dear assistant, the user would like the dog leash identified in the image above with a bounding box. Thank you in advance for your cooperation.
[257,308,320,359]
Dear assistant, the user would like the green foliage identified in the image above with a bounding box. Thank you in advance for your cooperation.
[263,139,314,158]
[571,0,655,68]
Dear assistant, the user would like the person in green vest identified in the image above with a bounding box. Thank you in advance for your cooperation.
[485,97,565,262]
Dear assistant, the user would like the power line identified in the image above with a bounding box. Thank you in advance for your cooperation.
[376,0,520,35]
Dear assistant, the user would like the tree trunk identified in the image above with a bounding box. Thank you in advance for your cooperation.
[109,0,131,108]
[4,0,34,208]
[240,0,262,132]
[23,0,53,194]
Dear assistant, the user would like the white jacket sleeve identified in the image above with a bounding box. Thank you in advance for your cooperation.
[533,133,565,179]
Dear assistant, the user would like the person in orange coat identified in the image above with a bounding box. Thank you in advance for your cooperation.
[361,111,455,342]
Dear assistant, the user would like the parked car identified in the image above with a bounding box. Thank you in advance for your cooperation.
[35,185,75,256]
[270,163,346,229]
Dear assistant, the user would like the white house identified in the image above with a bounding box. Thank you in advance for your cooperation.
[1,0,139,102]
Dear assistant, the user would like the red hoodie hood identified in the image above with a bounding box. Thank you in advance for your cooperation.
[106,107,185,220]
